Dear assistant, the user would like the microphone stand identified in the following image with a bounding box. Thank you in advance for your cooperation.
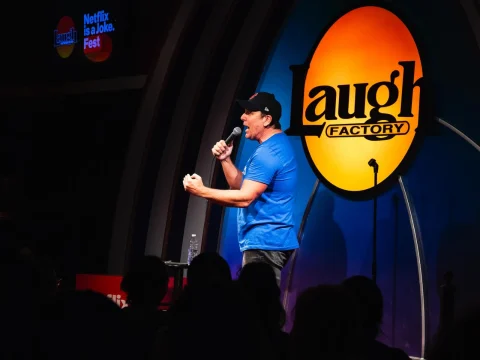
[368,158,379,283]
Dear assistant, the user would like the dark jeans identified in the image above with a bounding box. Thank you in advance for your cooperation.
[242,249,294,285]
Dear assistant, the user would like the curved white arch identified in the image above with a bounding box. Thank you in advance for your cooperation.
[108,1,198,274]
[144,0,237,260]
[436,117,480,152]
[399,176,428,359]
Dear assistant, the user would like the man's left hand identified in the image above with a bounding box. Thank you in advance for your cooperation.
[183,173,205,196]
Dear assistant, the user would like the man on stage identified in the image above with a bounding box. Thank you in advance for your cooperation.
[183,92,298,284]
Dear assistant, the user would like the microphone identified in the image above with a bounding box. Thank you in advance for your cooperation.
[224,127,242,145]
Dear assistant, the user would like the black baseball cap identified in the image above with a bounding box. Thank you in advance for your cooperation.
[236,92,282,124]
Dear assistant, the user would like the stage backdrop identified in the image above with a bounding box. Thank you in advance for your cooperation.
[218,0,480,358]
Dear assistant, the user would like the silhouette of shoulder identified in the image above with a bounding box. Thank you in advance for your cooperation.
[371,340,411,360]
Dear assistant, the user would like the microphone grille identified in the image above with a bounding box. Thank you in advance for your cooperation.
[233,127,242,135]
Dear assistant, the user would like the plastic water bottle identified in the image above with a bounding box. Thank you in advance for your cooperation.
[187,234,199,265]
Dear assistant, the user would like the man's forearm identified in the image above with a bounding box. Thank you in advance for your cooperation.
[199,187,251,208]
[220,157,243,190]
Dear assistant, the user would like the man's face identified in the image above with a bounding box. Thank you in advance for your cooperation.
[240,109,270,142]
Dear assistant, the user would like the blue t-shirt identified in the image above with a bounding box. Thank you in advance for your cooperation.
[237,132,299,252]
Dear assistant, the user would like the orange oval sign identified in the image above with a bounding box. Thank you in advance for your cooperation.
[293,6,424,198]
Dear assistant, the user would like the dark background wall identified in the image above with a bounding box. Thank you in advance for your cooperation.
[0,1,478,358]
[0,0,179,281]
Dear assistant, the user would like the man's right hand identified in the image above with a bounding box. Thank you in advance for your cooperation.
[212,140,233,161]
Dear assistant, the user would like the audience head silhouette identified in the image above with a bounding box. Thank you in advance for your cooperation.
[342,275,383,339]
[238,261,285,327]
[47,290,129,360]
[121,256,168,308]
[187,252,232,288]
[238,261,279,296]
[429,305,480,360]
[290,284,359,360]
[237,261,288,358]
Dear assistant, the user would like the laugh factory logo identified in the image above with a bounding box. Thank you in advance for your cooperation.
[54,16,78,59]
[54,10,115,62]
[286,6,425,198]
